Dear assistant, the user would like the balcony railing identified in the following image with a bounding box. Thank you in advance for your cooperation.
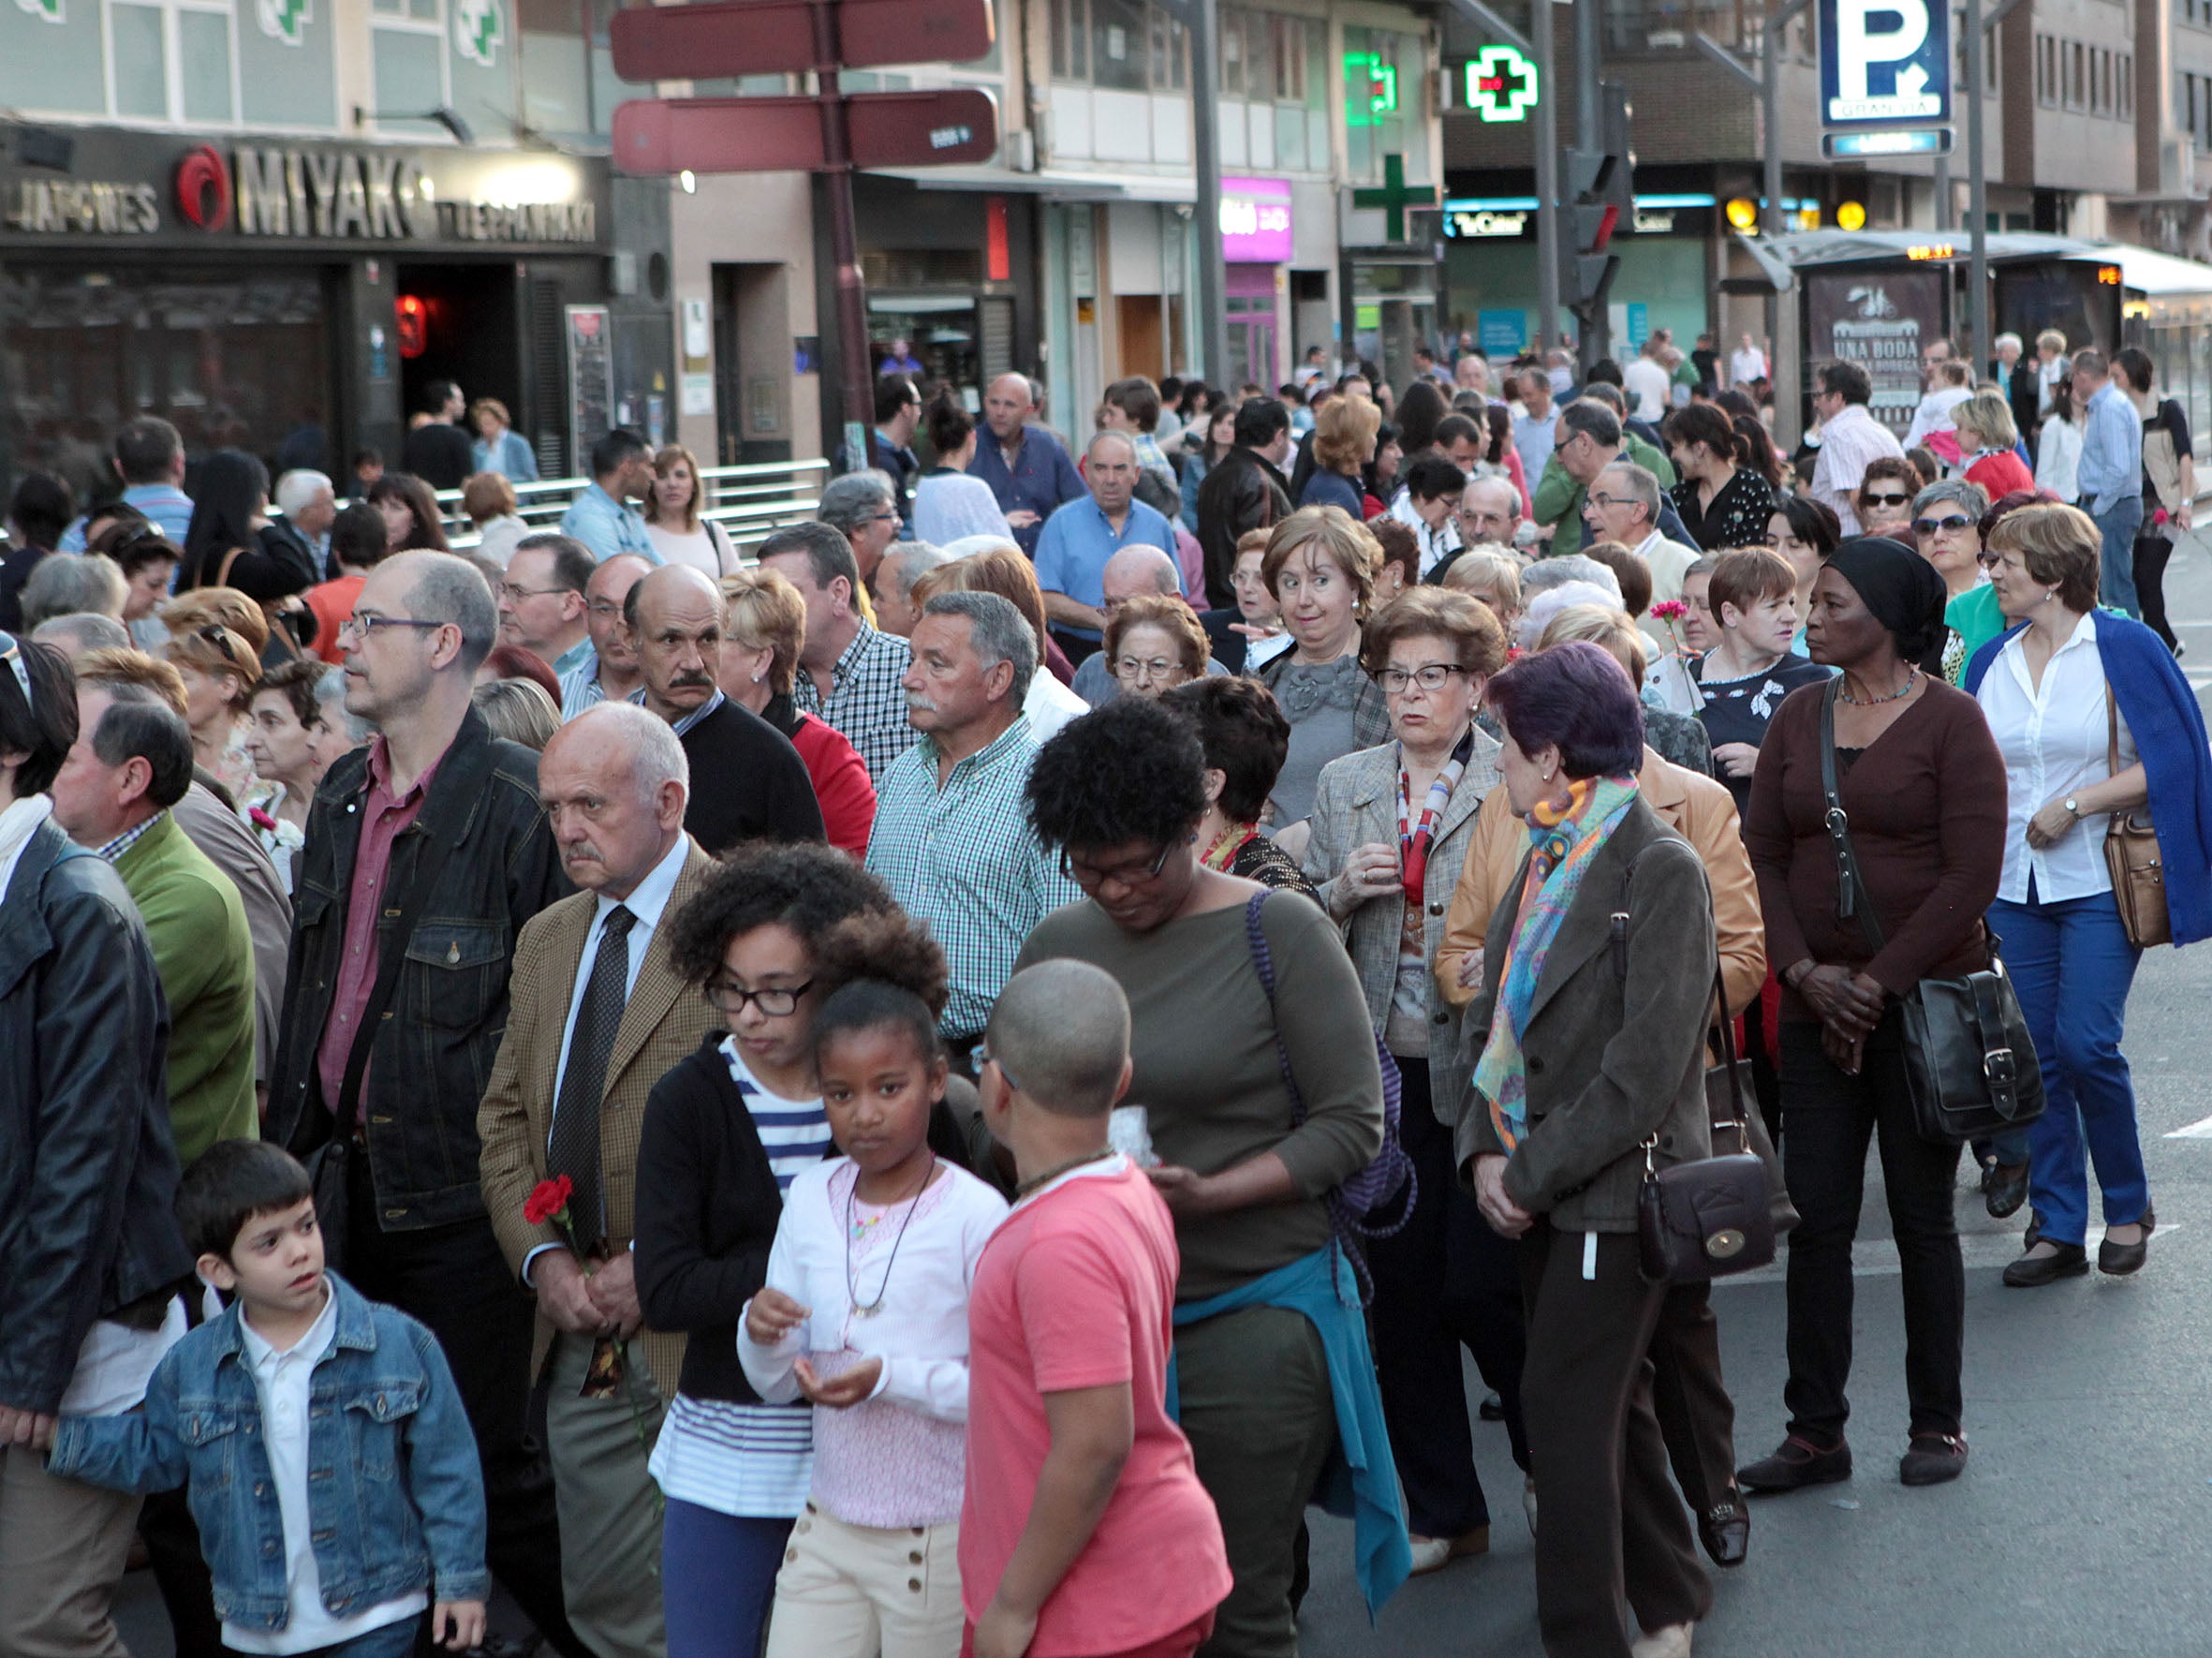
[431,457,832,554]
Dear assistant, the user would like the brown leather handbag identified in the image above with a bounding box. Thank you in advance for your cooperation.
[2103,693,2169,948]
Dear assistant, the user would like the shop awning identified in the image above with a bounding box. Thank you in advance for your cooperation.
[863,165,1196,203]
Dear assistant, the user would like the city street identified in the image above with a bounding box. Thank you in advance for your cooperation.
[98,526,2212,1658]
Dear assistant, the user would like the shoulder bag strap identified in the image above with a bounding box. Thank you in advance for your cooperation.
[212,545,247,590]
[1243,889,1308,1132]
[1819,679,1890,958]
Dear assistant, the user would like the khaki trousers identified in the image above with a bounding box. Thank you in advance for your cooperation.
[0,1443,141,1658]
[547,1332,670,1658]
[763,1504,963,1658]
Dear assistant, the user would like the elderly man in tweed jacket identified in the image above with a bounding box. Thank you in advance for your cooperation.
[479,703,720,1658]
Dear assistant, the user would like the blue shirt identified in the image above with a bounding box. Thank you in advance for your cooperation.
[60,482,196,552]
[473,430,539,483]
[2077,382,2144,505]
[966,424,1087,555]
[1300,470,1364,516]
[1032,496,1175,641]
[559,482,657,562]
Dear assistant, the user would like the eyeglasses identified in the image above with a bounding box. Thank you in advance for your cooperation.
[869,511,900,526]
[703,977,815,1017]
[1377,662,1467,695]
[1586,492,1630,511]
[499,583,568,603]
[1976,546,2011,568]
[586,600,626,619]
[337,612,448,643]
[1060,840,1174,886]
[1114,656,1182,682]
[1912,515,1974,536]
[975,1040,1023,1094]
[1863,492,1913,509]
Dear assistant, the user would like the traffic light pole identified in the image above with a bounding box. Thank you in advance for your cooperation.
[811,0,873,470]
[1965,0,1990,370]
[1187,0,1230,392]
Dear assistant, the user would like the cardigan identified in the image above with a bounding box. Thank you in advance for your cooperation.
[1964,612,2212,944]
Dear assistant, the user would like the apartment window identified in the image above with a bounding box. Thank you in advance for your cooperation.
[2092,47,2110,116]
[2118,53,2133,121]
[2036,33,2057,107]
[2068,40,2085,111]
[1052,0,1088,80]
[1052,0,1186,92]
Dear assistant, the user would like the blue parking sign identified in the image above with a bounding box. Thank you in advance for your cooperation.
[1819,0,1950,127]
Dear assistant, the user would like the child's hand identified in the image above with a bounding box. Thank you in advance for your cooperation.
[972,1595,1040,1658]
[431,1599,487,1651]
[0,1407,56,1449]
[794,1356,881,1409]
[745,1288,808,1346]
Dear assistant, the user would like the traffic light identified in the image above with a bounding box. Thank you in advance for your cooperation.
[1558,83,1634,320]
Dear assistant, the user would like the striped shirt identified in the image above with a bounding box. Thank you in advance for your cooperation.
[644,1040,833,1519]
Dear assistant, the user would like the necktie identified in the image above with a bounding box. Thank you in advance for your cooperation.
[548,905,635,1251]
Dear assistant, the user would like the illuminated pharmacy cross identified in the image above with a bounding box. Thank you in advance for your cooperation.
[1468,45,1539,123]
[1352,154,1435,243]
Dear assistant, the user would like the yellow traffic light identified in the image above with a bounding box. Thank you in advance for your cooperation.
[1837,200,1866,230]
[1725,197,1759,230]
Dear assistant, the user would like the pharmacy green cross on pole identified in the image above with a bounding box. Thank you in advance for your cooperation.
[1351,153,1434,243]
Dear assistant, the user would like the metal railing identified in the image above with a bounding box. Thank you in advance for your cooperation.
[435,457,832,555]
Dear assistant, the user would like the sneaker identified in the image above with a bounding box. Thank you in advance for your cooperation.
[1898,1432,1968,1487]
[1737,1434,1852,1493]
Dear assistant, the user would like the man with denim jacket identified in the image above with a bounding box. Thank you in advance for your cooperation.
[46,1141,490,1657]
[265,552,582,1655]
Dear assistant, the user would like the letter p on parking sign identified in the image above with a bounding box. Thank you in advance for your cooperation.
[1820,0,1949,126]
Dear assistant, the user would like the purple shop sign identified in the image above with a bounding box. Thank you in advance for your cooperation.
[1220,176,1293,262]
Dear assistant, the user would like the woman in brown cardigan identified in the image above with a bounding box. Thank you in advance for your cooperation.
[1738,537,2006,1496]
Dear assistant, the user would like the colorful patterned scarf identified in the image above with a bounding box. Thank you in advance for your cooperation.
[1398,728,1475,896]
[1473,773,1642,1153]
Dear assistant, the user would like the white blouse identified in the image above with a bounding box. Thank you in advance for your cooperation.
[1976,609,2138,905]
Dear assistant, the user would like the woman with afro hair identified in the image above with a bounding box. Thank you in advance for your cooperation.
[1015,695,1407,1652]
[632,841,966,1658]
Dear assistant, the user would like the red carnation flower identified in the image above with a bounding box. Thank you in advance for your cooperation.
[524,1175,574,1227]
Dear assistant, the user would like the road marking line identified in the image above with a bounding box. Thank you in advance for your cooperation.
[2165,1113,2212,1139]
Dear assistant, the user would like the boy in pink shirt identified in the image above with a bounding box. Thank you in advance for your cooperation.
[962,961,1231,1658]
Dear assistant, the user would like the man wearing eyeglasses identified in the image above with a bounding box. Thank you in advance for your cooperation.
[267,550,589,1657]
[478,703,716,1658]
[559,553,654,720]
[501,532,598,682]
[1582,461,1703,649]
[1807,359,1906,536]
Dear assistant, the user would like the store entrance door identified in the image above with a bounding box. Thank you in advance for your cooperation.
[393,263,522,426]
[1227,266,1277,390]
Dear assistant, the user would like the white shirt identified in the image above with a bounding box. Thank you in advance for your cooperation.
[1730,346,1767,386]
[0,792,53,910]
[645,520,736,579]
[1024,666,1090,740]
[224,1293,427,1654]
[1809,404,1907,535]
[1623,357,1671,423]
[1905,384,1974,449]
[2036,415,2083,504]
[1388,488,1462,578]
[1977,610,2138,905]
[913,473,1014,546]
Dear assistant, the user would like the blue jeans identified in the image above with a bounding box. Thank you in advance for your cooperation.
[2085,493,2145,616]
[1988,888,2148,1248]
[269,1615,423,1657]
[661,1501,790,1658]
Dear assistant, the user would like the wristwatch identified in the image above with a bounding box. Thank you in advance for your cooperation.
[2064,796,2082,818]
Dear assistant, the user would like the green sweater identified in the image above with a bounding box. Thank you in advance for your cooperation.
[113,811,258,1167]
[1014,892,1383,1300]
[1533,434,1678,556]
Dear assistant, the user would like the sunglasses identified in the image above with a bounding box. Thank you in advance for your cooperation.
[1912,516,1975,536]
[1862,492,1912,509]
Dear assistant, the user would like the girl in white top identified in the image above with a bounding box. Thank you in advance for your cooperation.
[741,956,1007,1658]
[913,394,1014,548]
[644,443,741,577]
[2034,378,2083,504]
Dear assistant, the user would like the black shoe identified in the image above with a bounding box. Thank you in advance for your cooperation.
[1738,1435,1851,1493]
[1898,1432,1969,1487]
[1479,1389,1505,1422]
[2022,1207,2045,1250]
[2099,1202,2156,1276]
[1698,1500,1750,1567]
[1982,1160,2029,1219]
[2003,1242,2089,1286]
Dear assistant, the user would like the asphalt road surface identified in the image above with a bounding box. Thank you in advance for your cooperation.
[113,528,2212,1658]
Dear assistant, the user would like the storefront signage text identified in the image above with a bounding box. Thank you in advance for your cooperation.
[229,146,596,244]
[5,177,162,235]
[1447,208,1526,238]
[1220,175,1293,263]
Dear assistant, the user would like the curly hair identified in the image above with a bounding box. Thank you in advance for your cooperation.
[1025,695,1206,854]
[811,910,952,1067]
[665,840,898,987]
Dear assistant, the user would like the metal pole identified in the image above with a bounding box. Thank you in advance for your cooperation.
[1933,155,1952,229]
[1964,0,1989,369]
[812,0,871,472]
[1534,0,1560,351]
[1762,4,1781,390]
[1575,0,1600,151]
[1188,0,1230,390]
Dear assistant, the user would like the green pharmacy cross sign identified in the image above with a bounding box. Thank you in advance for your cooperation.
[1344,51,1399,126]
[1467,44,1538,123]
[1351,153,1434,244]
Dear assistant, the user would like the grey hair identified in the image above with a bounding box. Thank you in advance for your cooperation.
[22,554,127,632]
[562,700,690,806]
[921,589,1036,705]
[882,541,958,602]
[818,469,897,535]
[1520,555,1623,604]
[396,550,499,673]
[274,469,332,518]
[1911,478,1990,521]
[1596,460,1661,525]
[1995,333,2023,354]
[1086,428,1139,464]
[1558,399,1623,450]
[31,611,131,659]
[1519,581,1628,651]
[314,664,373,741]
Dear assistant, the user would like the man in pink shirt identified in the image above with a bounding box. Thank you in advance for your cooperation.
[963,961,1231,1658]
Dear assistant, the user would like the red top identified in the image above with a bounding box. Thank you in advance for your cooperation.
[959,1161,1231,1656]
[789,710,877,857]
[303,574,365,665]
[1966,450,2035,501]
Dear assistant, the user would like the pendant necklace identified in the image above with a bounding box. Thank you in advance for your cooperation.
[846,1154,936,1318]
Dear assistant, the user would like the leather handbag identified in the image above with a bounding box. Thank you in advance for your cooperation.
[1819,684,2046,1146]
[1636,960,1783,1285]
[2102,692,2169,948]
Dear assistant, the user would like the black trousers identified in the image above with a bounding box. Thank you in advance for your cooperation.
[1520,1221,1710,1658]
[1649,1283,1740,1521]
[345,1153,589,1658]
[2134,534,2177,650]
[1367,1058,1529,1539]
[1779,1015,1966,1443]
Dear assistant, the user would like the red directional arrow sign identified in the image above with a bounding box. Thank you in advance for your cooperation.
[610,0,994,82]
[612,88,998,176]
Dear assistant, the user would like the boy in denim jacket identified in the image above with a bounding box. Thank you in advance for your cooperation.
[42,1141,489,1657]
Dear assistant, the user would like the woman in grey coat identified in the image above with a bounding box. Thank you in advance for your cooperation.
[1456,642,1717,1658]
[1303,586,1526,1575]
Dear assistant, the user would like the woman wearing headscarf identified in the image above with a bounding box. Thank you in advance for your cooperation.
[1740,540,2006,1496]
[1453,643,1717,1658]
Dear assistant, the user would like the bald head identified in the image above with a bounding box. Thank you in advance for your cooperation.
[626,564,727,723]
[1101,544,1183,613]
[1458,473,1522,548]
[984,373,1037,441]
[538,703,688,897]
[586,552,654,673]
[986,960,1132,1117]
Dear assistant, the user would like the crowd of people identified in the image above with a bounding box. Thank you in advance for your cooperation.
[5,324,2212,1658]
